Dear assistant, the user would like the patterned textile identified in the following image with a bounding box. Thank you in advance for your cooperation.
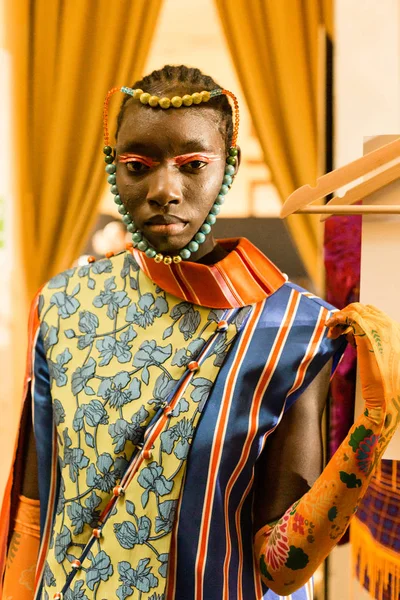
[324,215,361,458]
[352,459,400,600]
[0,239,345,600]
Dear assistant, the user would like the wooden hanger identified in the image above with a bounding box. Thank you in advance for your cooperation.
[280,137,400,218]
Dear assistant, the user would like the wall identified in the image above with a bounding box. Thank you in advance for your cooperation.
[331,1,400,598]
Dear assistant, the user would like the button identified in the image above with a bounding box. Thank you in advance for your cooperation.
[217,320,229,332]
[188,361,199,372]
[71,559,81,570]
[143,449,153,459]
[113,486,125,497]
[53,594,63,600]
[92,528,102,539]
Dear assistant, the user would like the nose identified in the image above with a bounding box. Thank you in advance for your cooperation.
[146,165,182,208]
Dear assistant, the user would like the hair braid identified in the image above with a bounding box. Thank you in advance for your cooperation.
[115,65,233,148]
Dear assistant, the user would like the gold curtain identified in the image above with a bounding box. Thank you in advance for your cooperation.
[5,0,162,302]
[214,0,333,287]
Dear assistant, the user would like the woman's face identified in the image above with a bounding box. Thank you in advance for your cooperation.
[115,101,228,258]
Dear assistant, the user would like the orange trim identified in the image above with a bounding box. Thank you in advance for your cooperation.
[133,238,286,308]
[222,290,301,599]
[0,289,43,597]
[287,307,329,397]
[194,301,264,599]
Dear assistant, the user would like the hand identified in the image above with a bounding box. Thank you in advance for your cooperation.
[326,304,385,410]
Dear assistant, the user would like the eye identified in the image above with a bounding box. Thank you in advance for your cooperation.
[182,160,208,172]
[125,161,150,174]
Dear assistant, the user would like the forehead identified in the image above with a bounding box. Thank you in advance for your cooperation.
[116,101,225,154]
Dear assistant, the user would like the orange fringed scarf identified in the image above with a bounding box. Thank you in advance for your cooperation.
[352,459,400,600]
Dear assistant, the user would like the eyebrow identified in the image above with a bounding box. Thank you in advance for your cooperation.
[118,138,214,156]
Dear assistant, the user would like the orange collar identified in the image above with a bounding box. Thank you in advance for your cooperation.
[131,238,287,308]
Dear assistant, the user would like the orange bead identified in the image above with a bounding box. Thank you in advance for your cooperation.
[125,242,134,250]
[217,320,229,332]
[188,361,200,372]
[105,251,115,258]
[87,255,96,264]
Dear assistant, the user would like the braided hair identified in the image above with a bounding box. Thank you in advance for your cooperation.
[116,65,233,149]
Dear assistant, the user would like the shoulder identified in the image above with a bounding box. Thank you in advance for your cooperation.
[258,280,339,332]
[37,251,139,315]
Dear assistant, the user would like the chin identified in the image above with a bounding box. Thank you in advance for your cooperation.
[146,234,192,254]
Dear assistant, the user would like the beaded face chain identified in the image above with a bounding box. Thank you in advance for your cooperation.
[103,86,240,264]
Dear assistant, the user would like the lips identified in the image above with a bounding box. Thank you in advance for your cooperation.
[146,215,186,225]
[144,214,187,236]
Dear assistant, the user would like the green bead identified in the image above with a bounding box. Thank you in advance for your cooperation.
[229,147,238,156]
[105,164,116,174]
[194,232,206,244]
[114,194,122,205]
[227,156,236,166]
[220,184,229,195]
[200,223,211,234]
[188,241,199,253]
[132,232,143,243]
[215,194,225,205]
[223,175,233,185]
[127,223,135,232]
[225,164,235,175]
[206,214,217,225]
[118,205,127,215]
[180,248,191,260]
[111,185,119,195]
[145,248,157,258]
[103,145,113,155]
[104,155,114,164]
[137,240,148,252]
[122,214,132,224]
[210,205,220,215]
[107,174,117,185]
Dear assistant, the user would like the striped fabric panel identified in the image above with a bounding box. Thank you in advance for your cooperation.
[172,284,344,599]
[223,290,302,600]
[194,301,265,599]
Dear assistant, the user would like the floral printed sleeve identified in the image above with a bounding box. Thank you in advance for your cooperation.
[255,304,400,595]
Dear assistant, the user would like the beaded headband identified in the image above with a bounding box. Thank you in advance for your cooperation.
[103,86,240,264]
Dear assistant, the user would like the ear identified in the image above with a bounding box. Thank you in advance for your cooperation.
[234,146,241,174]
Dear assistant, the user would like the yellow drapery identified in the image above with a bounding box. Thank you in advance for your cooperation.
[5,0,162,302]
[214,0,333,287]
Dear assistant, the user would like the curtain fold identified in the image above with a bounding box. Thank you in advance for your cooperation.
[214,0,332,287]
[5,0,163,301]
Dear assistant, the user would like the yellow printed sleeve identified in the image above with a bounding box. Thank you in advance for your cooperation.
[254,303,400,596]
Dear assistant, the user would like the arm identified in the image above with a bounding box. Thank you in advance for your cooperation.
[254,359,331,530]
[254,304,400,595]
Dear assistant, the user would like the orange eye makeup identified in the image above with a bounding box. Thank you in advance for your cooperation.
[118,153,160,168]
[173,152,221,167]
[117,152,221,169]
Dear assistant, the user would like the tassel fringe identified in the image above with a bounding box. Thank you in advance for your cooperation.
[351,516,400,600]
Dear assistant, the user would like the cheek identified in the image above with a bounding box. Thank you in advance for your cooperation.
[185,163,225,211]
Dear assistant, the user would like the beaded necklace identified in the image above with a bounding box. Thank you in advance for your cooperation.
[103,86,239,265]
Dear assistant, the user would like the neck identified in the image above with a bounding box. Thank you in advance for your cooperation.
[184,235,228,264]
